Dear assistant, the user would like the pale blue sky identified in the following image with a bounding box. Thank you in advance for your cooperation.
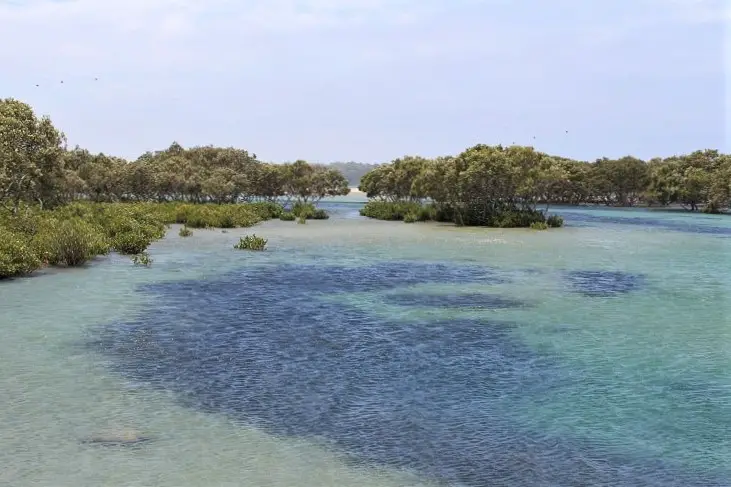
[0,0,727,163]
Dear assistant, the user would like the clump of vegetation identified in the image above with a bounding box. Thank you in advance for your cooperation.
[0,228,42,278]
[131,252,153,267]
[291,202,329,221]
[360,201,422,221]
[0,99,351,281]
[33,218,109,266]
[179,226,193,237]
[361,200,565,228]
[530,221,549,230]
[297,215,307,224]
[546,215,564,228]
[280,212,296,221]
[234,234,267,251]
[292,202,314,218]
[359,147,731,220]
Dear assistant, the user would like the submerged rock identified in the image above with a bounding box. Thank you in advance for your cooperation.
[81,428,151,447]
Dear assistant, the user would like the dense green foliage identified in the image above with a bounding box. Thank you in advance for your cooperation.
[0,201,278,278]
[0,99,349,211]
[234,234,267,251]
[358,150,566,227]
[0,227,42,278]
[291,202,329,221]
[0,99,350,279]
[360,146,731,220]
[361,201,558,228]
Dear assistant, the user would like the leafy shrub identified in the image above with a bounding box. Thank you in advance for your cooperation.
[530,221,549,230]
[280,212,296,221]
[102,214,161,254]
[180,204,268,229]
[131,252,153,267]
[0,211,44,237]
[297,215,307,224]
[173,204,195,224]
[416,205,436,221]
[179,226,193,237]
[110,228,156,255]
[546,214,564,228]
[360,201,422,221]
[234,234,267,251]
[291,202,315,218]
[249,202,283,219]
[33,218,109,266]
[0,228,41,278]
[290,202,328,220]
[0,201,281,278]
[183,206,216,228]
[361,200,563,229]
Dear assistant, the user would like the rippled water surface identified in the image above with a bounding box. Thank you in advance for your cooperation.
[1,198,730,486]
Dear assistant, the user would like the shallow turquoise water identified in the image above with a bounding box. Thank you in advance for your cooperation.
[0,199,729,486]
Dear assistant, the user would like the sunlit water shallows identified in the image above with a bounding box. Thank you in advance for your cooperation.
[1,199,730,487]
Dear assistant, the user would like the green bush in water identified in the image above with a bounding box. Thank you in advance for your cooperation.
[0,228,42,278]
[112,231,154,254]
[0,211,44,237]
[181,204,270,229]
[234,234,267,251]
[290,203,328,220]
[416,205,436,221]
[179,226,193,237]
[291,202,315,218]
[403,212,418,223]
[33,218,109,266]
[131,252,153,267]
[248,202,283,220]
[546,214,564,228]
[297,215,307,224]
[103,214,162,254]
[280,212,296,221]
[530,221,549,230]
[360,201,422,221]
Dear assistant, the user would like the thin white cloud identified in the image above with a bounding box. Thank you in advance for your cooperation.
[0,0,458,74]
[0,0,515,77]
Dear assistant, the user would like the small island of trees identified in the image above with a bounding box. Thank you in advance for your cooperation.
[357,144,731,226]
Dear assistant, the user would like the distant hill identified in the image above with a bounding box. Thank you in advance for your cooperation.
[327,162,380,187]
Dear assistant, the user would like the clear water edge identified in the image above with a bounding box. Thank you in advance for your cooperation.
[1,198,729,486]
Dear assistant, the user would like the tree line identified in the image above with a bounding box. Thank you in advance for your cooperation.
[0,98,350,213]
[358,145,731,215]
